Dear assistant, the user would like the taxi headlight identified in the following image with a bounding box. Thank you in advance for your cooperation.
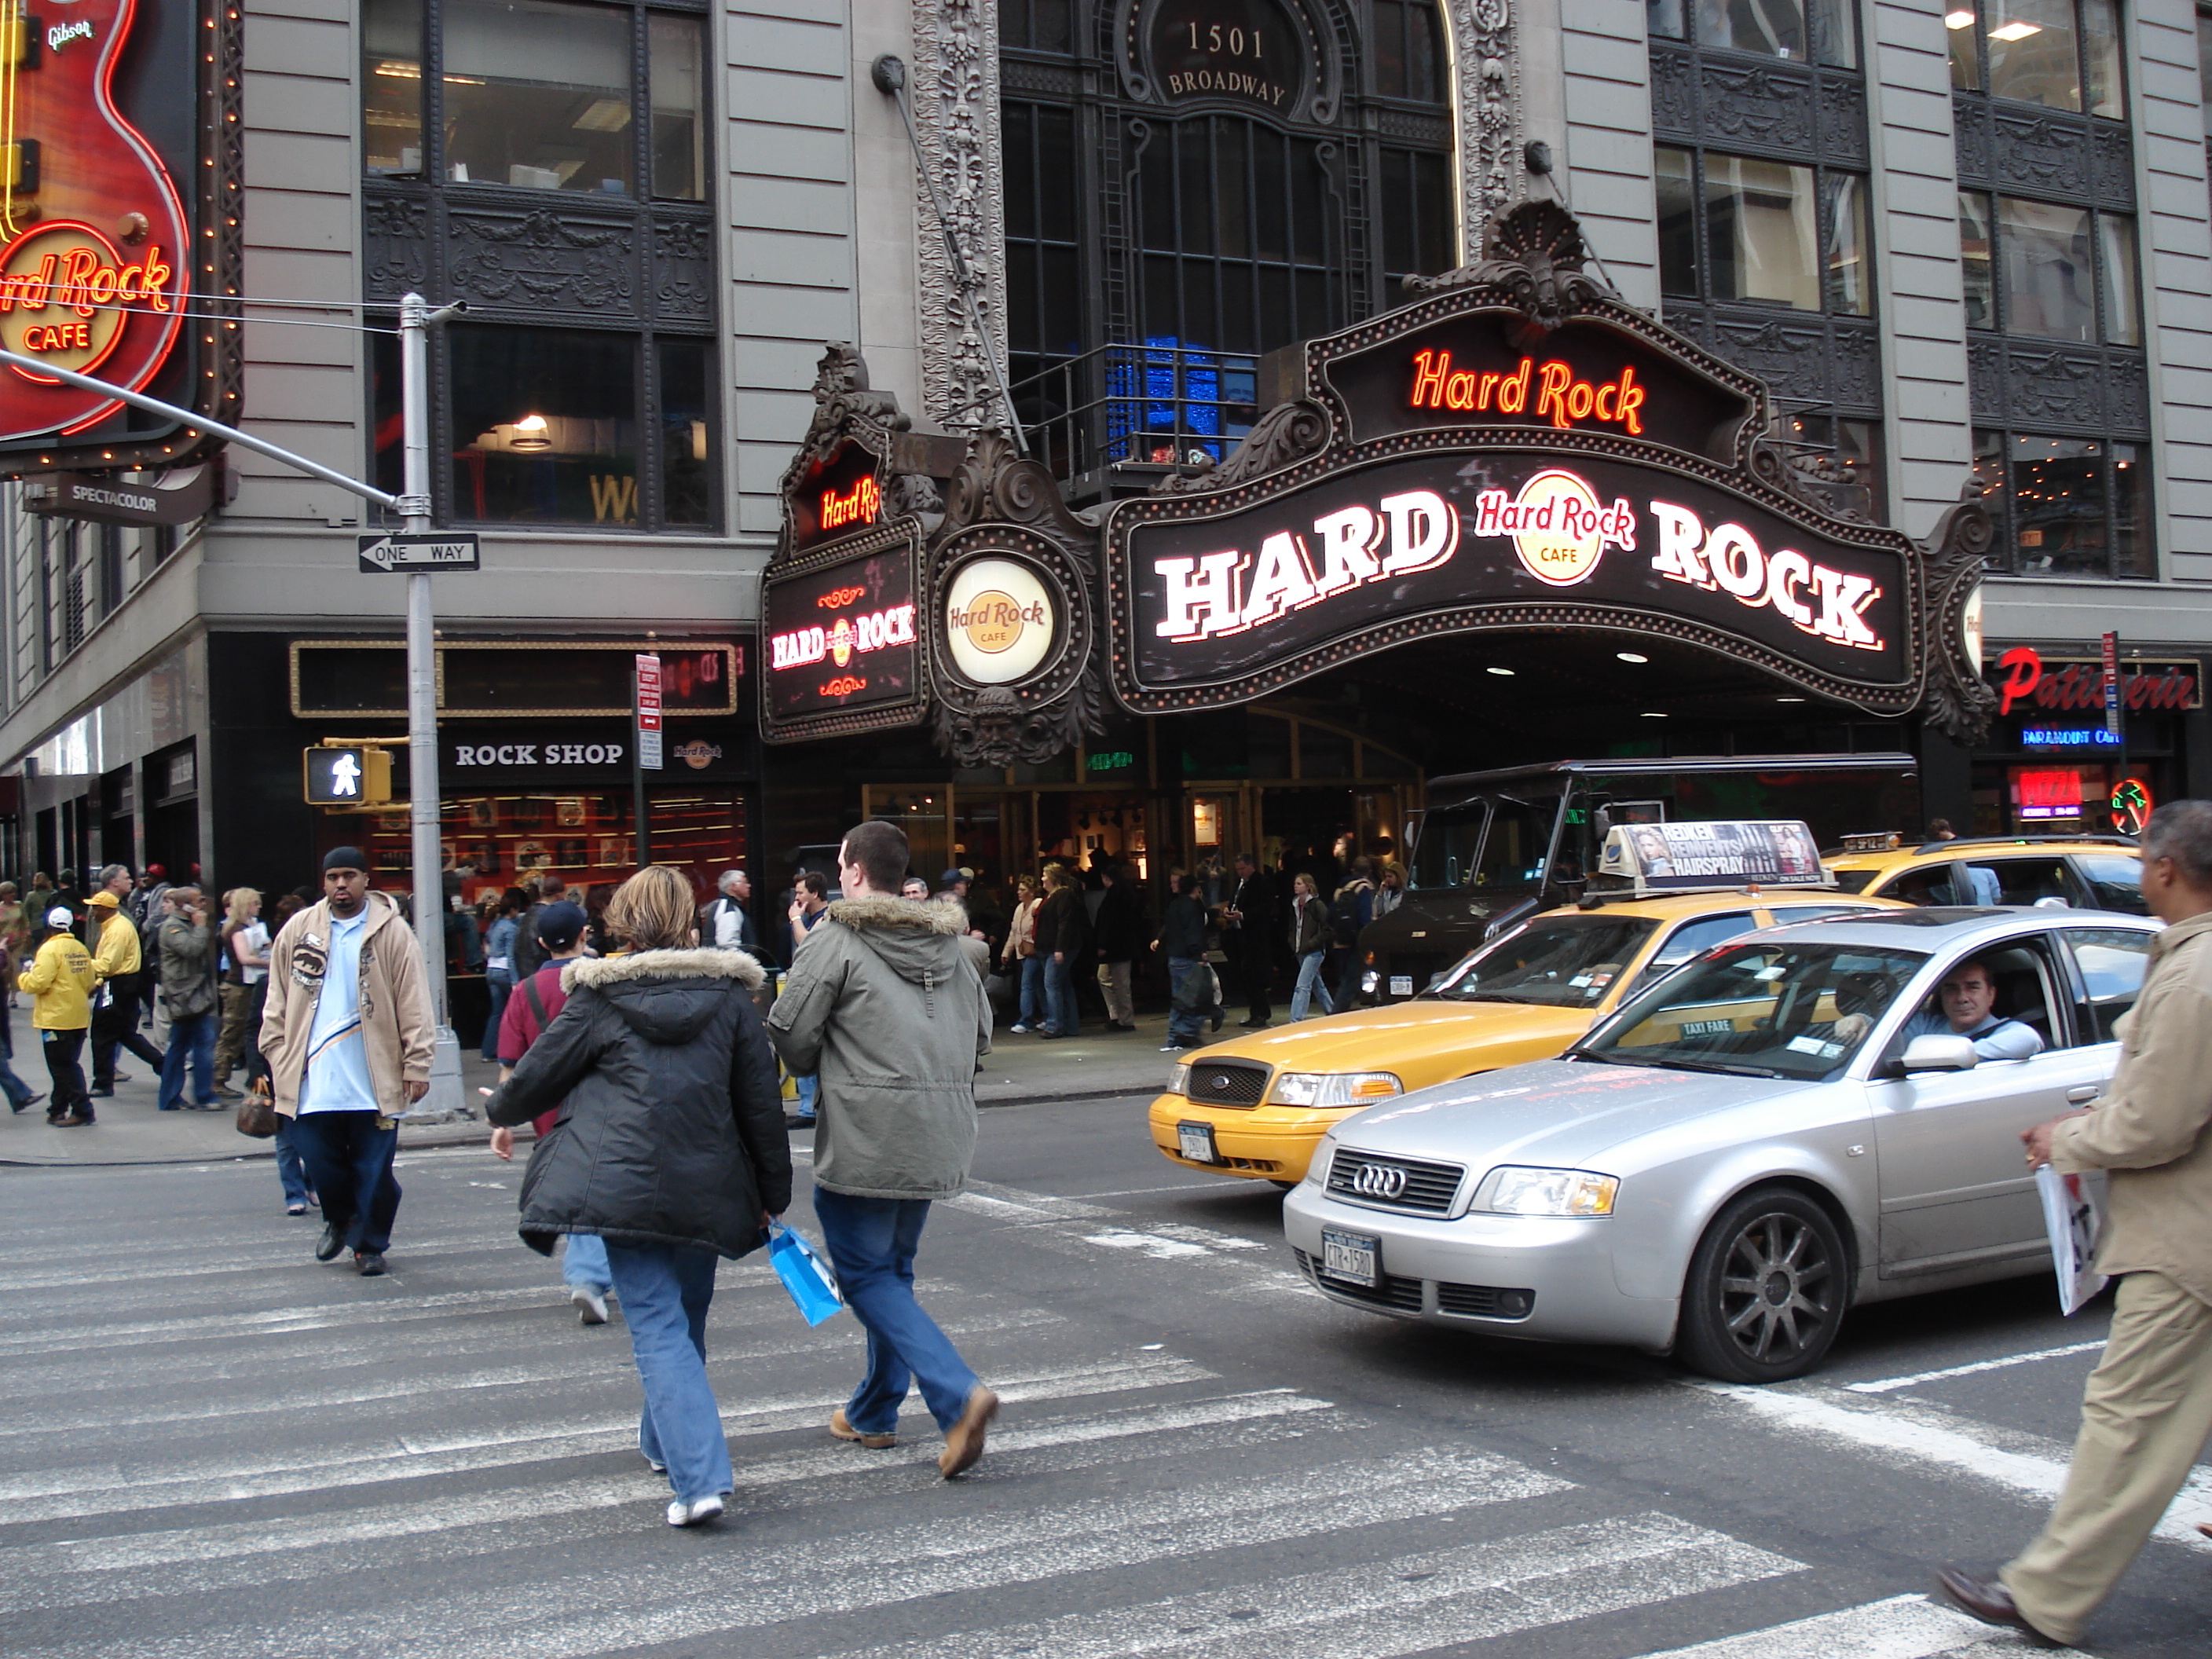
[1475,1166,1620,1218]
[1168,1063,1191,1096]
[1269,1071,1403,1108]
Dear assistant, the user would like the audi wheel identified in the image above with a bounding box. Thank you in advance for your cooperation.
[1675,1187,1848,1383]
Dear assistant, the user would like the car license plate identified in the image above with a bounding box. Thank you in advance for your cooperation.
[1320,1226,1380,1288]
[1389,975,1413,997]
[1177,1121,1218,1163]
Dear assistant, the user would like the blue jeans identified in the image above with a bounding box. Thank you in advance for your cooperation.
[289,1110,401,1254]
[158,1010,216,1108]
[1166,957,1204,1046]
[1289,950,1334,1021]
[813,1188,980,1435]
[0,1003,37,1109]
[274,1118,315,1208]
[563,1232,611,1291]
[604,1242,731,1503]
[1045,955,1081,1037]
[793,1074,816,1119]
[481,972,513,1061]
[1016,955,1046,1027]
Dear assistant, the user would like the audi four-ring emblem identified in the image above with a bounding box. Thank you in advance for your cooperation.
[1350,1163,1408,1199]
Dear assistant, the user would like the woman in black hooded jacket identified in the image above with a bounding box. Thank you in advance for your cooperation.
[490,865,790,1528]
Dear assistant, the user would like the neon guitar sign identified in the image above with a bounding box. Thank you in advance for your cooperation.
[0,0,189,441]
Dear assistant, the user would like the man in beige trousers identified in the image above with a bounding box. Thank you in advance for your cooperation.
[1937,798,2212,1647]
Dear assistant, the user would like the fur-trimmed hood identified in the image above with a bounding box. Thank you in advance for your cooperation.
[826,895,966,935]
[559,947,766,994]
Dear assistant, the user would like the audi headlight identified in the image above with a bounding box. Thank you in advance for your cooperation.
[1474,1166,1619,1218]
[1268,1071,1403,1108]
[1168,1063,1192,1096]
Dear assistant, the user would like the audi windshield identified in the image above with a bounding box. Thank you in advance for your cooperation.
[1573,940,1928,1081]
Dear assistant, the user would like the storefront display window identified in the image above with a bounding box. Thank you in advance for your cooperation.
[1975,429,2154,579]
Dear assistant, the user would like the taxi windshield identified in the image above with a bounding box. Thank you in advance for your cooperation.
[1573,939,1929,1079]
[1430,914,1661,1006]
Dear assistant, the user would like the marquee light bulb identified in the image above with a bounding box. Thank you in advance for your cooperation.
[1617,651,1649,664]
[1486,665,1515,676]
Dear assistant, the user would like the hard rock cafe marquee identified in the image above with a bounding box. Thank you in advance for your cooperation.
[0,0,243,476]
[761,206,1995,767]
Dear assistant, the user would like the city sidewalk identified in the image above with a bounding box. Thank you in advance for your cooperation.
[0,1008,1189,1168]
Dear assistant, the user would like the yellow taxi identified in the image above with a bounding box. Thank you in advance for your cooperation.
[1824,833,2143,914]
[1150,820,1908,1186]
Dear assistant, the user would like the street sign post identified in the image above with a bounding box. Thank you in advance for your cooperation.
[633,652,661,867]
[357,533,482,573]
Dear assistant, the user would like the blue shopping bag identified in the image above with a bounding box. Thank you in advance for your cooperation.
[766,1219,844,1326]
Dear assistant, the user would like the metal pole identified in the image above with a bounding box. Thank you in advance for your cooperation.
[870,54,1027,453]
[398,293,447,1027]
[632,721,650,869]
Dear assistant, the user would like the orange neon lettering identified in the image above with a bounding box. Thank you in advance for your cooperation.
[1408,349,1449,407]
[1404,350,1652,435]
[1496,357,1533,415]
[1445,370,1476,410]
[1534,361,1573,427]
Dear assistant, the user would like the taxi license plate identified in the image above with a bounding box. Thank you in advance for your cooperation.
[1320,1226,1380,1288]
[1177,1121,1218,1163]
[1389,975,1413,997]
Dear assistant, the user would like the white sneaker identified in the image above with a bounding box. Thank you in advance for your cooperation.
[665,1495,723,1528]
[1008,1023,1031,1035]
[572,1286,609,1325]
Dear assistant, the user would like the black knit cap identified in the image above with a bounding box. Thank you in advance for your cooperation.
[323,846,368,873]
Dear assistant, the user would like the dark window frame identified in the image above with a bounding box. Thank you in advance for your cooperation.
[1947,0,2127,122]
[1972,424,2155,580]
[1656,144,1875,320]
[1958,188,2140,347]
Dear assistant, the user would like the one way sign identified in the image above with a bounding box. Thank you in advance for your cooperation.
[358,533,482,573]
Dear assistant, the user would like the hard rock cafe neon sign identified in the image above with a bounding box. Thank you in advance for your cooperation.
[0,0,189,441]
[1408,350,1648,434]
[819,474,881,534]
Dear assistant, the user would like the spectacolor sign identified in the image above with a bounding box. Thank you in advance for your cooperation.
[1121,452,1908,701]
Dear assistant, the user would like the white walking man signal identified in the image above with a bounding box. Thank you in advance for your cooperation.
[331,753,361,797]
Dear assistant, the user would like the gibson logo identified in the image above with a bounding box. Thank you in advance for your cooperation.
[819,475,881,533]
[46,19,93,50]
[1408,350,1647,435]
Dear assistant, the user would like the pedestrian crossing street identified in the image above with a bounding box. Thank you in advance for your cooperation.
[0,1150,2040,1657]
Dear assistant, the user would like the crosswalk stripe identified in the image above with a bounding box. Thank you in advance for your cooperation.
[814,1511,1801,1659]
[38,1445,1569,1659]
[10,1391,1342,1605]
[0,1284,564,1355]
[0,1353,1225,1521]
[1635,1592,2019,1657]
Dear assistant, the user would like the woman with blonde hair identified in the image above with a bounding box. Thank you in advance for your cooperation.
[999,873,1043,1034]
[214,887,268,1094]
[489,864,790,1528]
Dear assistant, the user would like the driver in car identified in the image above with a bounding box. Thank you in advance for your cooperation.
[1897,957,2045,1060]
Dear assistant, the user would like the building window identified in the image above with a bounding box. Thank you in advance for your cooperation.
[1974,428,2152,578]
[1959,192,2137,345]
[1648,0,1860,68]
[364,0,704,199]
[1657,148,1871,316]
[1947,0,2123,119]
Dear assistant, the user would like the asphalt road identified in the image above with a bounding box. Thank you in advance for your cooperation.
[2,1092,2206,1657]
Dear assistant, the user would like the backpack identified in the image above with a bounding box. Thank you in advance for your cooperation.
[1327,881,1372,950]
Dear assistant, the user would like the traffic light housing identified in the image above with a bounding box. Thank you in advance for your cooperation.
[303,745,392,807]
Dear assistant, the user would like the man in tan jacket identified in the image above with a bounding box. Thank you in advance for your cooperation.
[1938,799,2212,1646]
[258,848,434,1276]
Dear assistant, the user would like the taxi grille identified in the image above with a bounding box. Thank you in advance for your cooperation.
[1324,1149,1465,1214]
[1293,1249,1423,1312]
[1185,1060,1269,1108]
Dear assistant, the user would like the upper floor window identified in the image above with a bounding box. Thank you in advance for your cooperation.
[364,0,705,200]
[1948,0,2123,119]
[1959,191,2138,344]
[1657,146,1872,315]
[1648,0,1859,67]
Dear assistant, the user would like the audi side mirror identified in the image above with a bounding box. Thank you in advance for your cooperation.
[1896,1034,1978,1074]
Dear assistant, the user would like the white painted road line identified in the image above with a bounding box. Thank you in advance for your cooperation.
[1846,1342,2107,1395]
[808,1512,1800,1659]
[27,1446,1573,1659]
[1697,1381,2212,1551]
[1636,1591,2020,1657]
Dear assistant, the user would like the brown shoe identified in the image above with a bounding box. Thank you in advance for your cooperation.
[48,1113,88,1127]
[829,1408,897,1450]
[937,1386,1000,1478]
[1932,1568,2066,1647]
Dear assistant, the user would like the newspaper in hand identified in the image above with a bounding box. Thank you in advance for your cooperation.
[2036,1163,2108,1317]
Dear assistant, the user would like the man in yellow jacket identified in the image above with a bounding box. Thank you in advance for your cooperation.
[87,873,165,1097]
[18,905,97,1126]
[1939,797,2212,1645]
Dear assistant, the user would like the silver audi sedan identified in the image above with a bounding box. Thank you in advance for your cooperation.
[1282,908,2159,1382]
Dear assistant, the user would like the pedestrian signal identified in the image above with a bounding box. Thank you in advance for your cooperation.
[303,746,392,807]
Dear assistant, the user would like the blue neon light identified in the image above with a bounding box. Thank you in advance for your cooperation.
[2022,727,2124,748]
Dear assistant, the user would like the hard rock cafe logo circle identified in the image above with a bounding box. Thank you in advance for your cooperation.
[674,739,723,771]
[0,221,164,384]
[943,557,1058,686]
[828,616,857,667]
[1471,467,1639,588]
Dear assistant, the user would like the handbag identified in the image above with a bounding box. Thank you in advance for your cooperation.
[765,1219,844,1326]
[235,1075,280,1139]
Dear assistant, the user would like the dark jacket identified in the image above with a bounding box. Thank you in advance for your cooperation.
[1287,892,1332,956]
[1222,871,1276,954]
[1034,884,1086,960]
[1092,880,1143,961]
[488,947,789,1259]
[156,912,218,1020]
[767,895,991,1201]
[1157,892,1209,960]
